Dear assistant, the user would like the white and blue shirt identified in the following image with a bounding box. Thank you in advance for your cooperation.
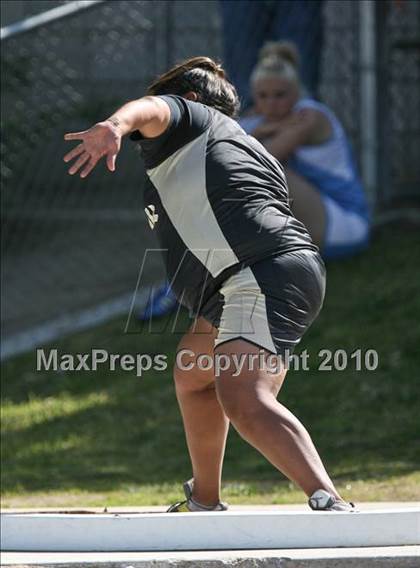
[240,98,370,222]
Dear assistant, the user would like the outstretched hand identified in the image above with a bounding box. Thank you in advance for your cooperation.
[63,121,122,178]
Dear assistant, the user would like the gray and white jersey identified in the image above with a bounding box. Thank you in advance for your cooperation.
[130,95,318,315]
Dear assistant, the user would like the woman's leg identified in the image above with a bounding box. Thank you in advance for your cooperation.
[285,167,327,248]
[214,338,345,501]
[173,316,229,506]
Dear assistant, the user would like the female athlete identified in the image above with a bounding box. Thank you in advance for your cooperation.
[241,42,370,259]
[64,56,356,513]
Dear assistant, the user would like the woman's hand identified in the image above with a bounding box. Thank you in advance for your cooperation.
[251,114,306,141]
[251,121,283,141]
[262,109,329,161]
[63,121,122,178]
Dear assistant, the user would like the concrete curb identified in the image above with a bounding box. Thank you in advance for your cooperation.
[3,502,420,514]
[3,508,419,551]
[2,546,420,567]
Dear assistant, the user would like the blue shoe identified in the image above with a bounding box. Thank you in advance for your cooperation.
[137,282,177,320]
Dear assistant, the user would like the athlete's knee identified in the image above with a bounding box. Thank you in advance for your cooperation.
[215,379,264,428]
[173,360,190,391]
[173,351,215,394]
[173,361,199,393]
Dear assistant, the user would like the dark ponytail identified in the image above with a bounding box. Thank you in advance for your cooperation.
[146,56,240,118]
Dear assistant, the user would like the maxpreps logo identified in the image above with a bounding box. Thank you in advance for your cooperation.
[145,204,158,229]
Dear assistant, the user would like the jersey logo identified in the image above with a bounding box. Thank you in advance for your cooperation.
[145,204,158,229]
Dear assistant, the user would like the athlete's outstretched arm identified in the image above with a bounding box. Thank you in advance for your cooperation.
[63,96,171,178]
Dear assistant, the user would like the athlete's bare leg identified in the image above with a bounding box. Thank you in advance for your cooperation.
[285,167,327,248]
[173,316,229,506]
[174,320,344,505]
[214,339,345,501]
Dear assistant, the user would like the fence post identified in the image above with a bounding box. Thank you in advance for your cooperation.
[359,0,378,211]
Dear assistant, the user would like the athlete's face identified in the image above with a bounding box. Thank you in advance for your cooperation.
[253,76,299,121]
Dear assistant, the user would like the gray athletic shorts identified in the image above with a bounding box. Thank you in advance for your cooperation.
[199,249,326,357]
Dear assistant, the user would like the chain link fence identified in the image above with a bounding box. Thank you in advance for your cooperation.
[1,0,222,357]
[376,0,420,207]
[319,1,362,175]
[1,0,419,358]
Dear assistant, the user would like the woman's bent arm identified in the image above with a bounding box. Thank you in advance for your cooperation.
[260,109,331,162]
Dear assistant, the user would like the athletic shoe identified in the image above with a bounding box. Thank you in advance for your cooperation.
[167,478,228,512]
[137,282,177,320]
[308,489,358,512]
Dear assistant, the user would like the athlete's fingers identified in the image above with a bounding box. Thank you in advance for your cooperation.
[68,152,91,175]
[80,157,99,178]
[106,151,117,172]
[63,143,85,163]
[64,131,88,141]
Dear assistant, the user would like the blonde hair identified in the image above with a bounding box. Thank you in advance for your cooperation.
[251,41,300,86]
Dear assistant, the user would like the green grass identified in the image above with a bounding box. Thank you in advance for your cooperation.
[2,227,420,508]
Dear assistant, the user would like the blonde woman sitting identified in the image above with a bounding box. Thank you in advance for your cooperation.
[240,42,371,260]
